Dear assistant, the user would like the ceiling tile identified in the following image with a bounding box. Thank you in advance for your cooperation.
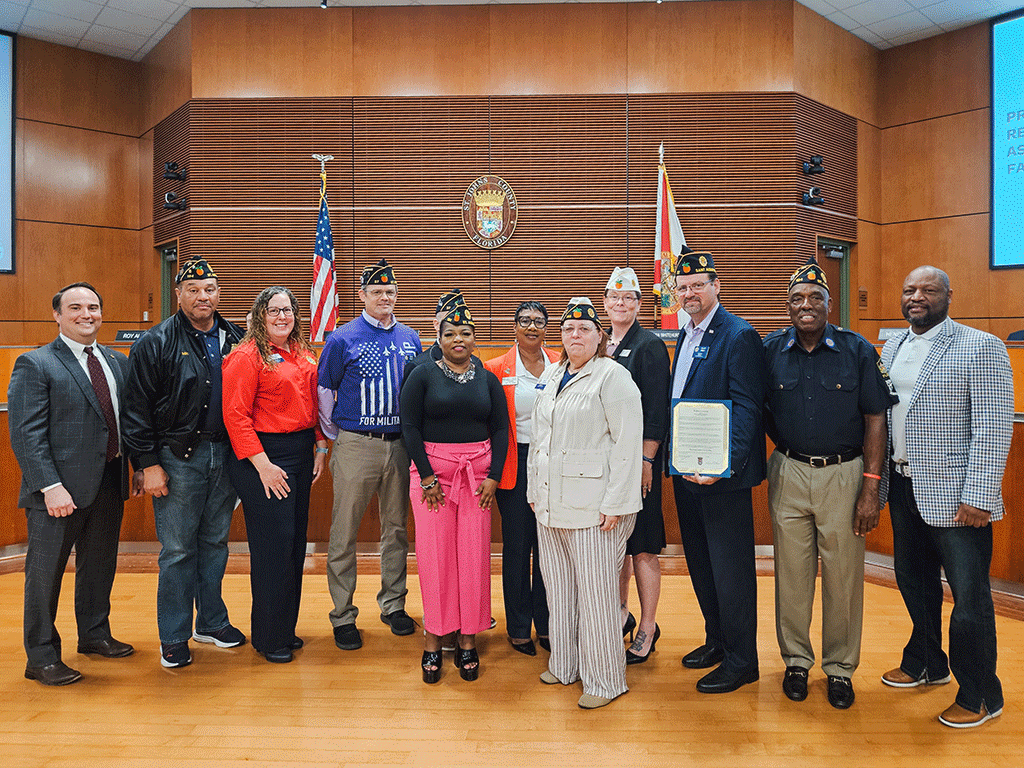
[26,0,100,24]
[81,23,150,50]
[94,6,166,37]
[104,0,183,23]
[868,9,936,37]
[826,10,861,30]
[0,4,28,32]
[18,24,83,46]
[21,8,92,37]
[843,0,915,26]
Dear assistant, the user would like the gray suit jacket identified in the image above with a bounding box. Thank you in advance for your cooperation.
[8,337,130,510]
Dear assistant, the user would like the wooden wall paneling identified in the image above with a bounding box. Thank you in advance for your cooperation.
[627,0,794,94]
[795,94,858,219]
[854,220,881,328]
[857,121,881,225]
[880,109,990,223]
[878,214,991,323]
[152,103,191,250]
[139,129,155,232]
[879,23,989,129]
[18,222,142,335]
[16,37,141,136]
[191,8,354,100]
[791,0,879,126]
[141,12,193,135]
[352,7,489,97]
[0,414,27,547]
[488,4,628,95]
[18,121,140,230]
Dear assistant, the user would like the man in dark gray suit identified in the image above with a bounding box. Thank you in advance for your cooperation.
[8,282,135,686]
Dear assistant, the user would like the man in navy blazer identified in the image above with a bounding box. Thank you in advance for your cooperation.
[8,283,135,686]
[668,250,766,694]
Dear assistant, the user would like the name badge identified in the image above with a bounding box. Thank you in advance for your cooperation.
[693,346,709,360]
[536,382,546,390]
[270,353,285,364]
[619,349,631,357]
[502,376,517,386]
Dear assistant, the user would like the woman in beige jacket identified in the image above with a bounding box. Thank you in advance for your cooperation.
[527,297,643,709]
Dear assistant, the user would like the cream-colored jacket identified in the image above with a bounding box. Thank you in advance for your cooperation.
[527,355,643,529]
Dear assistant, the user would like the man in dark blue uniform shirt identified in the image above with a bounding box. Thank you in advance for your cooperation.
[763,257,897,710]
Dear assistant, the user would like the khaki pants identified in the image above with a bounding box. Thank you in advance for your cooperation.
[327,430,411,627]
[767,450,865,677]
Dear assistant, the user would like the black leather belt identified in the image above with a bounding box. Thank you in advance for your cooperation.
[779,447,862,468]
[349,430,401,441]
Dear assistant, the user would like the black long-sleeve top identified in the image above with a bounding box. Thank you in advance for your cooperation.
[400,361,509,481]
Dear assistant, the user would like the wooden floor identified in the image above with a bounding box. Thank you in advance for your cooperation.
[1,568,1022,767]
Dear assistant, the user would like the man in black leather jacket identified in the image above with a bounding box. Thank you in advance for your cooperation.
[122,258,246,669]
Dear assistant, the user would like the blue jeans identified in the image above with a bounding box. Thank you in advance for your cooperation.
[153,441,237,645]
[888,469,1002,713]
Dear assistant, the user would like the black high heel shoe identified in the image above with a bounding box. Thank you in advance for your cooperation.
[422,650,442,684]
[622,612,637,642]
[455,647,480,681]
[625,624,661,665]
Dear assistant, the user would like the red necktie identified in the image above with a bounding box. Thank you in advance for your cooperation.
[85,346,119,462]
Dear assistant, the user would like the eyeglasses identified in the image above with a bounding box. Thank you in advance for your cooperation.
[266,307,295,318]
[605,293,638,306]
[677,280,713,296]
[516,316,547,329]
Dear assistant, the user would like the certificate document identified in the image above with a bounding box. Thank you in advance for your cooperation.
[668,399,732,477]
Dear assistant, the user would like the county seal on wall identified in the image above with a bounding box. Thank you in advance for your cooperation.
[462,175,518,249]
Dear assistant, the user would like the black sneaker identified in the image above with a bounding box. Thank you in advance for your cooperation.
[160,642,192,668]
[193,625,247,648]
[380,610,415,636]
[334,623,362,650]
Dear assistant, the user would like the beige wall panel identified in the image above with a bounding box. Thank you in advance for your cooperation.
[879,23,989,128]
[353,7,488,96]
[880,109,989,223]
[627,0,793,94]
[18,121,140,230]
[858,120,880,225]
[793,1,879,125]
[191,8,354,99]
[141,13,192,134]
[878,214,990,321]
[18,222,142,328]
[16,37,140,137]
[488,4,628,94]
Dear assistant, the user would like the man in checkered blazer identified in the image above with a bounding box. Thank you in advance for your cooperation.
[879,266,1013,729]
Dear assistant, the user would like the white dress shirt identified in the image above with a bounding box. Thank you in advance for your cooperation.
[888,322,942,463]
[671,302,719,400]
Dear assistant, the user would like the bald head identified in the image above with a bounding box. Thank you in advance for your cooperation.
[901,265,952,333]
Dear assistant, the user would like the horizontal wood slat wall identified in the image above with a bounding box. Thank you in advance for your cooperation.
[153,93,857,340]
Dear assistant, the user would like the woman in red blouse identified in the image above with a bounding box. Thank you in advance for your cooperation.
[223,286,329,663]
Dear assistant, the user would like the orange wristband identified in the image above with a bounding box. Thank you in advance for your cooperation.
[863,473,881,480]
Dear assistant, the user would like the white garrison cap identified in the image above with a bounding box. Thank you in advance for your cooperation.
[605,266,641,294]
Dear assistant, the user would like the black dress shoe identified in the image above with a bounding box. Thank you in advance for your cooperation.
[77,637,135,658]
[509,638,537,656]
[380,610,416,636]
[537,636,550,652]
[827,675,855,709]
[782,666,809,701]
[334,623,362,650]
[289,636,304,650]
[25,661,82,686]
[682,643,724,669]
[262,648,293,663]
[696,665,759,694]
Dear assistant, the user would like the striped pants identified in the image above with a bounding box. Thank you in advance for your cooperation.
[537,514,636,699]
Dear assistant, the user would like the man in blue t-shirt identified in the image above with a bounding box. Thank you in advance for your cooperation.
[318,259,422,651]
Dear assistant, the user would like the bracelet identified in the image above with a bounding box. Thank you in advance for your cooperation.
[420,477,439,490]
[863,472,881,480]
[642,456,656,465]
[315,447,329,455]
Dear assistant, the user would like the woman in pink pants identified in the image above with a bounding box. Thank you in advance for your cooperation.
[400,302,508,683]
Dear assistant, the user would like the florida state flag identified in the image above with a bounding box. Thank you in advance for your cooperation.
[653,143,687,329]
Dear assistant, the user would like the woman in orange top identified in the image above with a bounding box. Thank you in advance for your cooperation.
[223,286,328,663]
[484,301,559,656]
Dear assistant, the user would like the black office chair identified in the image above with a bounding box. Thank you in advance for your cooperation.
[1007,330,1024,341]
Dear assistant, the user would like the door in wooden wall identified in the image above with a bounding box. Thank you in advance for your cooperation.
[817,238,849,328]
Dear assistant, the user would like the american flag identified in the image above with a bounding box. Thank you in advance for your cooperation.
[310,176,337,342]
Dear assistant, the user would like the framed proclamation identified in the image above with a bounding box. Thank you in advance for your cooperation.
[668,399,732,477]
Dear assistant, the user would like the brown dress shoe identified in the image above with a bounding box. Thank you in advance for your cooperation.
[938,702,1002,729]
[77,637,135,658]
[25,661,82,686]
[881,667,951,688]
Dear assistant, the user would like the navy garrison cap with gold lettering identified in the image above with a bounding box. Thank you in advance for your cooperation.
[674,249,716,278]
[788,255,829,293]
[175,258,217,284]
[441,302,475,328]
[361,259,396,287]
[560,297,601,325]
[436,289,466,315]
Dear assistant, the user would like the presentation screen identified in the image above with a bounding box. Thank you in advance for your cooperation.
[992,11,1024,268]
[0,32,11,273]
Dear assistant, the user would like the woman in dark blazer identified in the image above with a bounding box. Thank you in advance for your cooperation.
[603,267,671,664]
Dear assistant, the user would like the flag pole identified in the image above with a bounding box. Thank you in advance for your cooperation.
[310,154,337,343]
